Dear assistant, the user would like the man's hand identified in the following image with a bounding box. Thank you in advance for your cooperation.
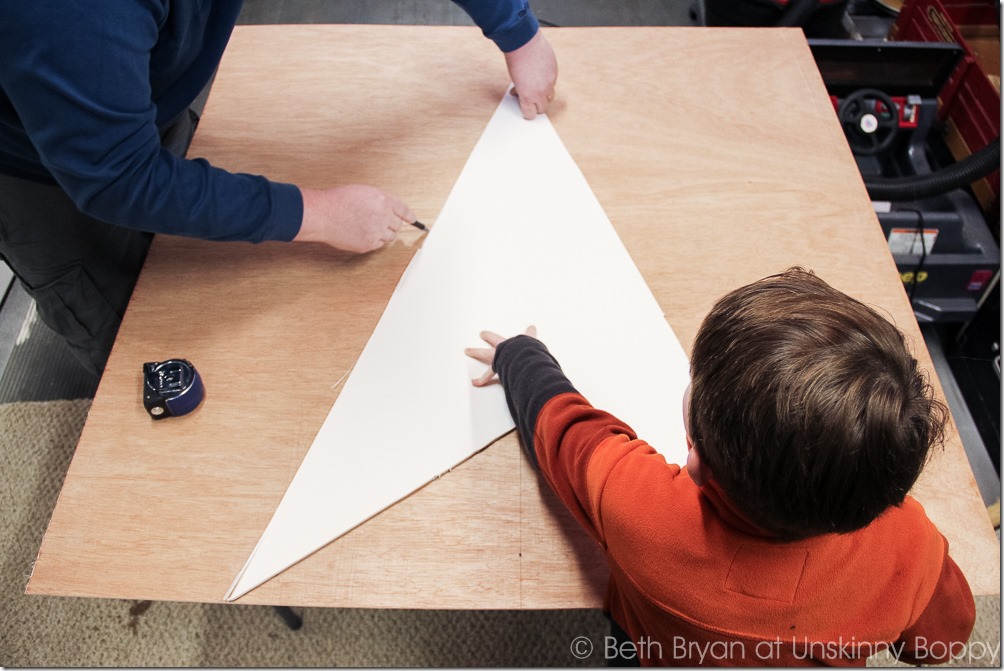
[296,185,416,253]
[465,325,538,386]
[505,31,558,119]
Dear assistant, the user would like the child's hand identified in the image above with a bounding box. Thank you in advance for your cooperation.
[465,325,538,387]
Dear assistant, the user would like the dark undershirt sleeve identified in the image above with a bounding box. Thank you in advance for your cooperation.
[493,335,577,468]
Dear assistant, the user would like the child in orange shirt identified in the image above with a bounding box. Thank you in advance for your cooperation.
[466,267,975,666]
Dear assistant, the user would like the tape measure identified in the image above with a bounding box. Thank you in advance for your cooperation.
[143,359,205,419]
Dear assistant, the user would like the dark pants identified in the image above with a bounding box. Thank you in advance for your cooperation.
[607,614,642,667]
[0,109,198,375]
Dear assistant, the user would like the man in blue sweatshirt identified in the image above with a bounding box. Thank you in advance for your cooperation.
[0,0,557,375]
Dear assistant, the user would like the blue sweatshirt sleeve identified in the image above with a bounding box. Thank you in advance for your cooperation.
[0,0,302,243]
[451,0,541,52]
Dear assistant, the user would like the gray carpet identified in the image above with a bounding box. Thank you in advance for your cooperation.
[1,400,999,667]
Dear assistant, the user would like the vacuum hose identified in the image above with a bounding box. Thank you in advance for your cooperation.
[865,138,1001,201]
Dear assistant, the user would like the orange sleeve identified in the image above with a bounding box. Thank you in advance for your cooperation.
[533,391,660,546]
[895,542,976,665]
[492,334,661,545]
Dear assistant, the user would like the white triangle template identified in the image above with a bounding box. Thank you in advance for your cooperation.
[225,92,691,602]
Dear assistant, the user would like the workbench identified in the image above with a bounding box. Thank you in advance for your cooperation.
[26,25,1000,607]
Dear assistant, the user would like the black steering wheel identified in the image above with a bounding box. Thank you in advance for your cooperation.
[837,88,900,156]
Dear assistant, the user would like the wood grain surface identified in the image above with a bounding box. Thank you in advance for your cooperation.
[27,25,999,607]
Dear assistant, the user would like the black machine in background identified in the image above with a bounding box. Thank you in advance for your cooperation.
[948,280,1001,472]
[705,0,851,36]
[810,37,1000,471]
[810,38,999,324]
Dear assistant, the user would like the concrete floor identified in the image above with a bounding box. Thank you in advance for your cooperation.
[237,0,699,26]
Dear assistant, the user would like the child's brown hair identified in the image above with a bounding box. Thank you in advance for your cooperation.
[688,268,948,540]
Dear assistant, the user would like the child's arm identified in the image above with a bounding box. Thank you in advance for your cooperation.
[466,328,569,468]
[466,330,669,544]
[467,333,578,470]
[467,330,586,470]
